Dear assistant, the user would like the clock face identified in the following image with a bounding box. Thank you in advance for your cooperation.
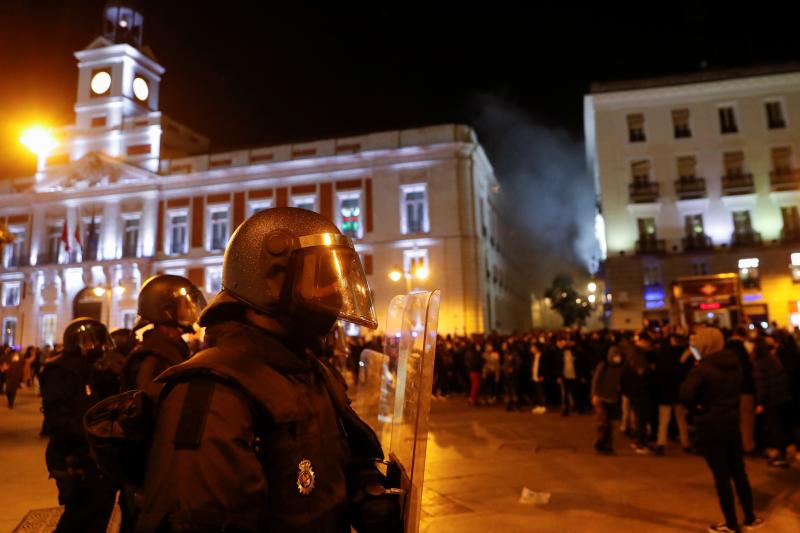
[133,77,149,102]
[90,71,112,95]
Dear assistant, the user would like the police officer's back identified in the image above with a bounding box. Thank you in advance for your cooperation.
[137,208,399,533]
[40,318,118,533]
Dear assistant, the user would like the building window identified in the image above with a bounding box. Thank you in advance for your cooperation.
[400,184,430,235]
[248,199,273,217]
[2,282,21,307]
[765,101,786,130]
[718,106,738,134]
[208,208,229,252]
[691,260,709,276]
[672,108,691,138]
[79,217,102,262]
[121,310,137,330]
[403,248,429,283]
[724,151,745,177]
[738,258,760,289]
[782,206,800,239]
[677,155,697,180]
[337,192,363,239]
[631,160,651,184]
[627,113,646,142]
[3,228,25,268]
[771,146,793,175]
[206,266,223,294]
[164,268,187,277]
[122,216,140,258]
[41,314,57,347]
[2,317,17,346]
[637,217,657,238]
[791,253,800,283]
[685,214,705,236]
[46,223,66,264]
[732,210,753,235]
[166,211,189,255]
[292,195,317,212]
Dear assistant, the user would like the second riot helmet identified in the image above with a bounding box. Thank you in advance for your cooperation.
[134,274,207,333]
[63,317,114,360]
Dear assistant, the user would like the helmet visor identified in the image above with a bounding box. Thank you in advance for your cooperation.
[292,245,378,329]
[172,286,208,329]
[74,323,115,355]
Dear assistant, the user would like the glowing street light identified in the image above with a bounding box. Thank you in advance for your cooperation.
[93,287,106,297]
[414,266,429,280]
[113,285,126,296]
[588,294,597,304]
[20,126,58,157]
[388,264,430,293]
[587,281,597,293]
[388,269,403,283]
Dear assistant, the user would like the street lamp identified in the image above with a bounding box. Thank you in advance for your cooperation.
[388,265,429,293]
[93,283,126,326]
[20,125,58,157]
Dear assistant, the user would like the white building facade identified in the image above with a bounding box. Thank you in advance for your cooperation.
[0,4,530,347]
[585,65,800,329]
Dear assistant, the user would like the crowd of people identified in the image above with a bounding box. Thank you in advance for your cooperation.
[345,324,800,466]
[0,344,56,409]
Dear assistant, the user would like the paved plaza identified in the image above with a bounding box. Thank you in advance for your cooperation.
[2,387,799,532]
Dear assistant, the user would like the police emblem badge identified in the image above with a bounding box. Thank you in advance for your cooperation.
[296,459,316,495]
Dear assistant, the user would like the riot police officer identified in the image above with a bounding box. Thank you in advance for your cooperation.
[136,207,400,532]
[111,328,138,357]
[121,274,206,398]
[40,317,118,533]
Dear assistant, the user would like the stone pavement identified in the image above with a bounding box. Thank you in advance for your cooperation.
[2,387,799,532]
[421,398,800,532]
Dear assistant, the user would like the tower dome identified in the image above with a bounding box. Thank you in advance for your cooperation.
[102,0,144,48]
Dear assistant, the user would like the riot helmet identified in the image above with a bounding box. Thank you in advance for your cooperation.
[134,274,207,333]
[110,328,137,356]
[203,207,377,337]
[63,317,114,360]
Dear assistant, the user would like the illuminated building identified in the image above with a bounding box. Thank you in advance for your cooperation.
[0,2,530,347]
[585,65,800,328]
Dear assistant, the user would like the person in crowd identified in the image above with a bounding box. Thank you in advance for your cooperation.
[530,341,548,414]
[466,339,483,406]
[752,337,793,467]
[655,333,691,455]
[592,345,625,454]
[556,336,578,416]
[502,340,522,411]
[481,342,501,404]
[726,327,757,455]
[5,350,23,408]
[623,331,657,454]
[680,326,764,533]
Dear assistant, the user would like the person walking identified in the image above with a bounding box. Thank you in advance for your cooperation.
[726,327,757,455]
[655,334,691,455]
[680,327,764,533]
[5,351,23,409]
[592,345,624,454]
[752,338,793,467]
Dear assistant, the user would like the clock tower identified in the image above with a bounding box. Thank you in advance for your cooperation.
[70,0,165,172]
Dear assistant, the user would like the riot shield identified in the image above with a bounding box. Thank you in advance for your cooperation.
[348,290,441,533]
[384,290,441,533]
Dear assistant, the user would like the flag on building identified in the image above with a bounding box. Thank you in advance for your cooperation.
[60,220,70,252]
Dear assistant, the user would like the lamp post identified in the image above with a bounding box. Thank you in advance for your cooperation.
[93,283,126,327]
[388,264,429,294]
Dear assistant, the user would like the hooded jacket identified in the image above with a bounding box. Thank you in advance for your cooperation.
[591,346,624,403]
[679,328,741,444]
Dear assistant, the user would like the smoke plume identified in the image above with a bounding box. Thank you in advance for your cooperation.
[470,95,599,293]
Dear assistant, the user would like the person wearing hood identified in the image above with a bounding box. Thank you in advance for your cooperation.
[591,345,625,454]
[680,327,764,533]
[136,208,400,533]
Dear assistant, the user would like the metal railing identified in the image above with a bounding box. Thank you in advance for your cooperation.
[731,231,762,247]
[682,233,713,252]
[721,173,754,196]
[629,181,659,203]
[674,177,707,200]
[635,237,666,254]
[770,169,800,191]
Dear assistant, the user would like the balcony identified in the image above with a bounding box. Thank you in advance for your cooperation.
[770,169,800,192]
[629,181,659,203]
[781,227,800,243]
[674,177,707,200]
[721,173,754,196]
[731,231,762,248]
[1,255,29,270]
[682,233,713,252]
[635,236,666,255]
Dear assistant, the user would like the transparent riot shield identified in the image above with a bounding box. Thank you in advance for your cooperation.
[384,290,441,533]
[348,290,441,533]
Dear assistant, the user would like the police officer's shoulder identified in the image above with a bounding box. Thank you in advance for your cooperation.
[155,345,303,423]
[42,352,85,377]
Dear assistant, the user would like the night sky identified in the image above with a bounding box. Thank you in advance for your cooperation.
[1,1,798,287]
